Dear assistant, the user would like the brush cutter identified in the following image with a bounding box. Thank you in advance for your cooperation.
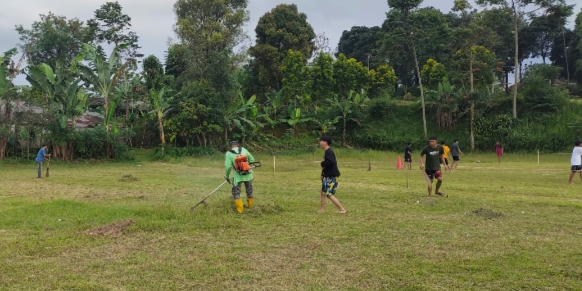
[189,162,262,211]
[190,178,231,211]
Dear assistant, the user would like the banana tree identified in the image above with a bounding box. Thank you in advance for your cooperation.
[115,73,144,126]
[148,87,175,155]
[26,57,88,160]
[281,107,312,137]
[224,92,261,143]
[26,56,88,128]
[312,116,340,136]
[78,43,130,158]
[351,91,370,114]
[328,91,367,146]
[265,89,283,119]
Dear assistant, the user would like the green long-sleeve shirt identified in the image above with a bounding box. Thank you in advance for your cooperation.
[225,147,255,184]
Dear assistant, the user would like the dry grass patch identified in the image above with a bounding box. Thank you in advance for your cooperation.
[83,219,135,238]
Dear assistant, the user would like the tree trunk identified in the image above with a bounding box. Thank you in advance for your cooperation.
[343,118,347,146]
[0,137,6,159]
[196,134,202,147]
[513,9,519,118]
[470,50,475,151]
[492,72,496,94]
[412,39,427,138]
[470,101,475,152]
[158,116,165,155]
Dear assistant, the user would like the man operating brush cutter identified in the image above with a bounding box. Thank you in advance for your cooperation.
[225,140,257,213]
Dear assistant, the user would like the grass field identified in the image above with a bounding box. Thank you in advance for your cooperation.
[1,149,582,290]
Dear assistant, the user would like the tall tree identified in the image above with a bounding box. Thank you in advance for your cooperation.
[15,13,94,68]
[143,55,165,90]
[87,1,141,58]
[281,50,309,107]
[0,49,18,159]
[249,4,316,95]
[475,0,574,118]
[164,44,188,89]
[367,64,398,98]
[421,59,448,89]
[0,49,17,97]
[336,26,382,69]
[575,10,582,83]
[333,54,369,98]
[173,0,249,145]
[550,28,579,82]
[381,0,449,138]
[310,52,335,107]
[527,14,570,63]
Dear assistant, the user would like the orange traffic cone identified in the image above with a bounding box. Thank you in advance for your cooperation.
[397,156,403,169]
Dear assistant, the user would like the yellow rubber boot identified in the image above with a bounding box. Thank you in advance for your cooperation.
[247,198,253,208]
[234,199,244,213]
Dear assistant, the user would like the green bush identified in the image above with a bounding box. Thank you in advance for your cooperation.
[156,146,216,158]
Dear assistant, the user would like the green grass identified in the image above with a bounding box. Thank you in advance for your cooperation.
[1,149,582,290]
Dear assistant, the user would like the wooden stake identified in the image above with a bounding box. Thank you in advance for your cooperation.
[273,156,276,175]
[537,150,540,165]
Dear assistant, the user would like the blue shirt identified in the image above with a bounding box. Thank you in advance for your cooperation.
[36,147,46,163]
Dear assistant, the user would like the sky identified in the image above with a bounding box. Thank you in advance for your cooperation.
[1,0,581,85]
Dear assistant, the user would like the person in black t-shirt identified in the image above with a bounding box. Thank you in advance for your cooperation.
[404,142,412,170]
[319,136,347,214]
[420,136,451,197]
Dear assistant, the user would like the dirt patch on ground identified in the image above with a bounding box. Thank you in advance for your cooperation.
[473,208,503,219]
[119,174,139,182]
[83,219,135,238]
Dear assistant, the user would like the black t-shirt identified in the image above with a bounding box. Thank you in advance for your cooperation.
[420,145,444,171]
[321,148,341,178]
[404,146,412,158]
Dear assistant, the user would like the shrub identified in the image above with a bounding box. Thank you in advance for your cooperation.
[156,146,216,158]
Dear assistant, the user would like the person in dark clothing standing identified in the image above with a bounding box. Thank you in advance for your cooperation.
[404,142,413,170]
[449,139,464,171]
[420,136,451,197]
[319,136,347,214]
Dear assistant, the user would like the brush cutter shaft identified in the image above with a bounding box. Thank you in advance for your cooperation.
[191,180,229,209]
[204,181,229,200]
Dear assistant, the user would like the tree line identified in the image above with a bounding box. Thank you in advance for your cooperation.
[0,0,581,160]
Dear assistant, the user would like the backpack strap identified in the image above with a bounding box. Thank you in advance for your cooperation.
[228,147,243,155]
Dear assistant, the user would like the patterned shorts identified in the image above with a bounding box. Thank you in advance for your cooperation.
[321,177,339,197]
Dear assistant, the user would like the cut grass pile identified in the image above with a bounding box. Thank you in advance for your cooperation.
[1,149,581,290]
